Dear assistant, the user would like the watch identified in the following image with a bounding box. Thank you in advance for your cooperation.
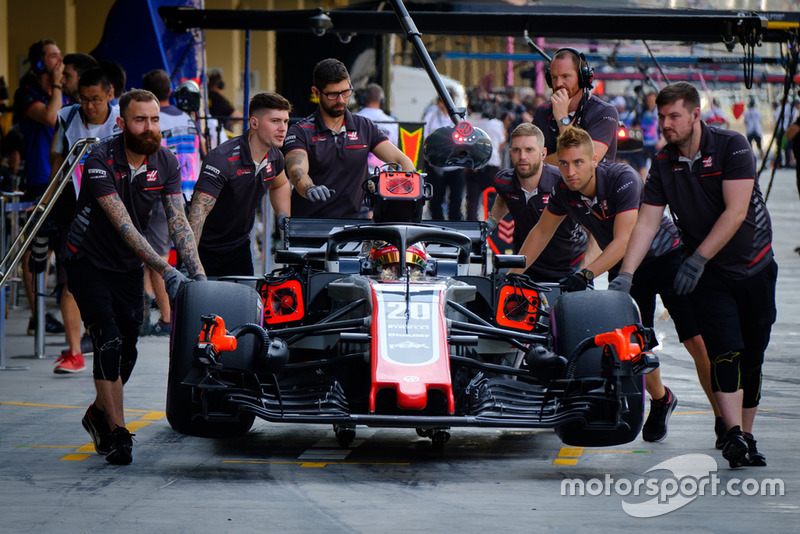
[559,116,571,126]
[579,268,594,282]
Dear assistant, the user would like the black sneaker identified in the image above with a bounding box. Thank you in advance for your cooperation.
[722,426,749,468]
[642,387,677,442]
[743,432,767,466]
[714,416,727,450]
[45,312,65,334]
[81,404,112,455]
[80,333,94,356]
[106,427,134,465]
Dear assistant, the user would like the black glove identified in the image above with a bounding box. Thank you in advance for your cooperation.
[674,251,708,295]
[608,272,633,293]
[560,268,594,293]
[276,213,288,231]
[163,268,192,304]
[306,185,332,202]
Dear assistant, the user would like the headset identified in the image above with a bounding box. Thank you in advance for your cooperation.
[28,41,47,76]
[545,47,594,90]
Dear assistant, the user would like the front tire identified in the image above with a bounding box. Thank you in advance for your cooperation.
[167,280,261,437]
[551,290,645,447]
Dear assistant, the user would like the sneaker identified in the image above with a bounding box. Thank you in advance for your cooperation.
[714,416,727,450]
[80,333,94,356]
[722,426,749,468]
[642,387,677,442]
[45,312,65,334]
[53,352,86,374]
[28,313,66,335]
[81,404,112,455]
[743,432,767,466]
[106,427,134,465]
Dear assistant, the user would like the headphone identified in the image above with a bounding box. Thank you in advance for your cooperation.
[545,48,594,90]
[28,41,46,76]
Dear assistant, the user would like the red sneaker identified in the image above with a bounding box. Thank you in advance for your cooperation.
[54,352,86,374]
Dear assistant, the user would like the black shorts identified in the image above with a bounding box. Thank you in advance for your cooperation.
[66,257,144,331]
[199,240,254,277]
[627,249,701,342]
[690,259,777,362]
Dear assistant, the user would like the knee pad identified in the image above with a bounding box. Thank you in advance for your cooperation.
[710,350,742,393]
[90,320,123,382]
[119,336,138,385]
[741,365,763,408]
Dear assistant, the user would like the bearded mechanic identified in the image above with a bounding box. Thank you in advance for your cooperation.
[510,125,717,444]
[189,92,292,276]
[67,89,205,465]
[533,48,619,165]
[486,122,586,282]
[284,58,414,218]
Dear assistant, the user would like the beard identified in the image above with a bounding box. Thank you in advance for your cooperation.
[515,158,541,180]
[124,129,162,156]
[320,98,345,118]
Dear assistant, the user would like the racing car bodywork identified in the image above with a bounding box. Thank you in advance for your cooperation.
[167,167,658,448]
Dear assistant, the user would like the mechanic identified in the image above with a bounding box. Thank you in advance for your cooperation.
[48,67,121,373]
[510,125,713,444]
[533,48,619,166]
[284,58,414,219]
[189,92,291,276]
[486,123,586,282]
[615,82,776,468]
[67,89,205,465]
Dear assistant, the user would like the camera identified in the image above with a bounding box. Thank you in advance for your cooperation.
[174,79,200,113]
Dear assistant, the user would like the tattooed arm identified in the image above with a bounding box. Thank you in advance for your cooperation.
[96,193,172,275]
[187,191,217,244]
[163,193,205,278]
[284,149,316,199]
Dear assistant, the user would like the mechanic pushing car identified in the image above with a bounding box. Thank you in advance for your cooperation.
[614,82,776,468]
[510,125,716,444]
[188,92,292,277]
[283,58,414,218]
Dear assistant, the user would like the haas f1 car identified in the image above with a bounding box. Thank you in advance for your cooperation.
[168,166,659,448]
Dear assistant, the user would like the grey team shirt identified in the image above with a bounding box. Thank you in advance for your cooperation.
[68,135,182,272]
[644,122,773,279]
[533,95,619,163]
[194,135,285,253]
[283,108,388,218]
[546,162,680,263]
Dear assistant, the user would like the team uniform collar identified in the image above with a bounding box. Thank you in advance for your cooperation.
[111,134,156,172]
[236,133,257,167]
[665,121,715,163]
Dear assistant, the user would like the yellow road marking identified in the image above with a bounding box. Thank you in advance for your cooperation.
[553,459,579,466]
[0,401,154,413]
[76,444,96,453]
[127,420,152,432]
[558,446,584,457]
[14,444,81,449]
[142,411,166,420]
[61,454,91,461]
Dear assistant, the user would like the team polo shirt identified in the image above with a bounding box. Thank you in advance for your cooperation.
[67,135,182,272]
[533,95,619,163]
[493,164,586,279]
[159,105,201,195]
[547,162,680,263]
[284,108,388,218]
[643,122,773,279]
[53,103,121,197]
[193,135,285,253]
[13,83,70,190]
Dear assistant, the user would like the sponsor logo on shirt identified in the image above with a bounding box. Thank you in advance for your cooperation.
[616,181,633,193]
[672,165,683,172]
[347,131,359,141]
[263,161,272,174]
[147,170,158,182]
[703,156,713,168]
[542,194,549,204]
[205,165,221,175]
[732,149,750,157]
[236,168,252,176]
[284,135,297,143]
[228,155,240,162]
[88,168,106,178]
[312,136,327,142]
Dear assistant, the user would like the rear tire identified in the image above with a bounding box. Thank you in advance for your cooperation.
[167,281,261,437]
[551,290,645,447]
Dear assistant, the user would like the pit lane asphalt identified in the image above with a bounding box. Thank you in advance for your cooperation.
[1,169,799,533]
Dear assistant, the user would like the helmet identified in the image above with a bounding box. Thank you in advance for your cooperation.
[423,121,493,169]
[369,241,429,272]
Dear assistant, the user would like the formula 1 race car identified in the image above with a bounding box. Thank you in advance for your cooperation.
[167,166,659,448]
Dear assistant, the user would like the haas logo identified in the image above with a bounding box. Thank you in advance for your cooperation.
[146,170,157,182]
[455,122,473,136]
